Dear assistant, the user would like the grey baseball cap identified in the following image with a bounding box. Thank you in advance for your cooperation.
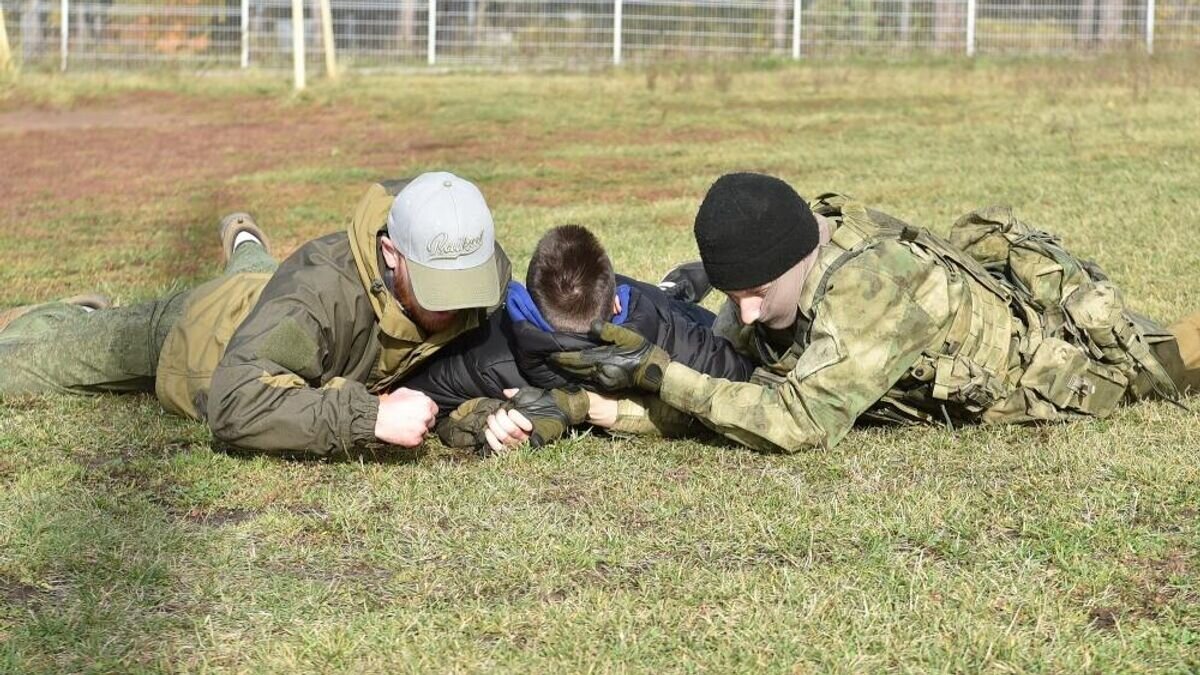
[386,172,503,311]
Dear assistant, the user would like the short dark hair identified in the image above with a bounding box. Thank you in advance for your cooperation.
[527,225,616,333]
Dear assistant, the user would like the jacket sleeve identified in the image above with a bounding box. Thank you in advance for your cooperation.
[608,394,708,438]
[401,313,530,417]
[206,259,380,457]
[403,351,524,417]
[663,302,756,382]
[657,243,955,453]
[401,354,489,417]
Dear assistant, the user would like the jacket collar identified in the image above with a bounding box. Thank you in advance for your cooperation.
[505,279,644,390]
[505,281,632,332]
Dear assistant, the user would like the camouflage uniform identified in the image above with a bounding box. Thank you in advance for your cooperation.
[653,195,1194,453]
[0,242,276,399]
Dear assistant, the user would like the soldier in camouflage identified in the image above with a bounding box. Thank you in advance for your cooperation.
[547,172,1200,453]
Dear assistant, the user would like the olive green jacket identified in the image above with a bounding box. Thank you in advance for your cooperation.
[162,182,507,456]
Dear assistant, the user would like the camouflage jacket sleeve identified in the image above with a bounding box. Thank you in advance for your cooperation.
[207,249,380,456]
[658,241,955,453]
[608,394,704,438]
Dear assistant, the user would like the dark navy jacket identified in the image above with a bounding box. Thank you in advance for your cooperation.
[403,275,755,417]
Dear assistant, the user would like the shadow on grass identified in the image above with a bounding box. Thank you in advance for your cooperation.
[0,393,467,670]
[0,403,207,670]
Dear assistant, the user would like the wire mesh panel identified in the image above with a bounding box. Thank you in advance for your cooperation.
[3,0,242,68]
[245,0,428,68]
[3,0,1200,71]
[4,0,63,68]
[74,0,240,66]
[622,0,788,61]
[313,0,427,67]
[975,0,1146,53]
[802,0,966,55]
[1157,0,1200,46]
[435,1,612,66]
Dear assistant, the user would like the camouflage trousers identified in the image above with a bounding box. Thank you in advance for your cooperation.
[0,243,277,397]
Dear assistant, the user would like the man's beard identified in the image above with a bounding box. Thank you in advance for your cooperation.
[393,273,460,334]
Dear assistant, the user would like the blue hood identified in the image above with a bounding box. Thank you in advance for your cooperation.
[505,281,631,332]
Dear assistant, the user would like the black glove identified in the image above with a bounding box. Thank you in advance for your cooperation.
[549,320,671,393]
[502,387,590,448]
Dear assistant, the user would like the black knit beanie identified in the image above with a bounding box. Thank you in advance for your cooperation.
[694,173,819,291]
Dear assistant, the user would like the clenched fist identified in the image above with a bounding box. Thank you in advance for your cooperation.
[374,388,438,447]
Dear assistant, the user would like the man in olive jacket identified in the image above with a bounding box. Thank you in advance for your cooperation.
[0,172,512,456]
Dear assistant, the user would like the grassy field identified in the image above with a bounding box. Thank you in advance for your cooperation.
[2,55,1200,672]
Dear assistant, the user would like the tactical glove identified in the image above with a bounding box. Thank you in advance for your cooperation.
[437,397,506,450]
[550,320,671,393]
[502,387,591,448]
[435,388,590,454]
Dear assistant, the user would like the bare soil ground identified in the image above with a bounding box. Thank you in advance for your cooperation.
[0,93,406,213]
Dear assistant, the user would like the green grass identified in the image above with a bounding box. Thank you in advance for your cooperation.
[2,55,1200,672]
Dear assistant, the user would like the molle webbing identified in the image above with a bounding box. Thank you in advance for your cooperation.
[811,197,1021,417]
[815,205,1017,385]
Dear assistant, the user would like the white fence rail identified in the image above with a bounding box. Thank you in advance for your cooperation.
[2,0,1198,71]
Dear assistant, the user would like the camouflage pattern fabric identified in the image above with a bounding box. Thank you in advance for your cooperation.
[0,242,275,399]
[649,197,1192,454]
[659,237,955,453]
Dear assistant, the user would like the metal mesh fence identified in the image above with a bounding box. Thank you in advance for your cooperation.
[1,0,1197,71]
[977,0,1144,53]
[802,0,966,54]
[622,0,783,60]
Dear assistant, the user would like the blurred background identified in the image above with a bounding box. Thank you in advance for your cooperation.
[2,0,1198,72]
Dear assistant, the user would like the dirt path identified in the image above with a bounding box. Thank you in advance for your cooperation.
[0,91,458,214]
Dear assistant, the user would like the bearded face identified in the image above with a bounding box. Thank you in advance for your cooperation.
[392,257,460,334]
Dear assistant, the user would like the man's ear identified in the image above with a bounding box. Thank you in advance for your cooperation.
[611,294,622,316]
[380,235,401,271]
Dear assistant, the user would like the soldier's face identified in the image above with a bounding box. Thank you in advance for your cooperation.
[380,235,461,333]
[726,283,772,325]
[393,256,461,334]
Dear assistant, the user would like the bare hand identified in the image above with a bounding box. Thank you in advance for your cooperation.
[483,388,534,453]
[585,391,619,429]
[374,388,438,447]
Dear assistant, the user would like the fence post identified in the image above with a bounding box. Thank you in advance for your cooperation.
[965,0,976,56]
[291,0,305,89]
[1145,0,1155,54]
[59,0,68,71]
[612,0,622,65]
[0,4,12,73]
[791,0,801,58]
[240,0,249,68]
[427,0,436,65]
[319,0,336,77]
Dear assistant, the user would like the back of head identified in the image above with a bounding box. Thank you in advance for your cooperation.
[527,225,616,333]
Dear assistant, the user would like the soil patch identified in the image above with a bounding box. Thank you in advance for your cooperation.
[0,577,47,605]
[0,92,432,213]
[0,107,184,133]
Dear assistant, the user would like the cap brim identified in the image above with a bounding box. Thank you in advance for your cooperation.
[406,252,504,312]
